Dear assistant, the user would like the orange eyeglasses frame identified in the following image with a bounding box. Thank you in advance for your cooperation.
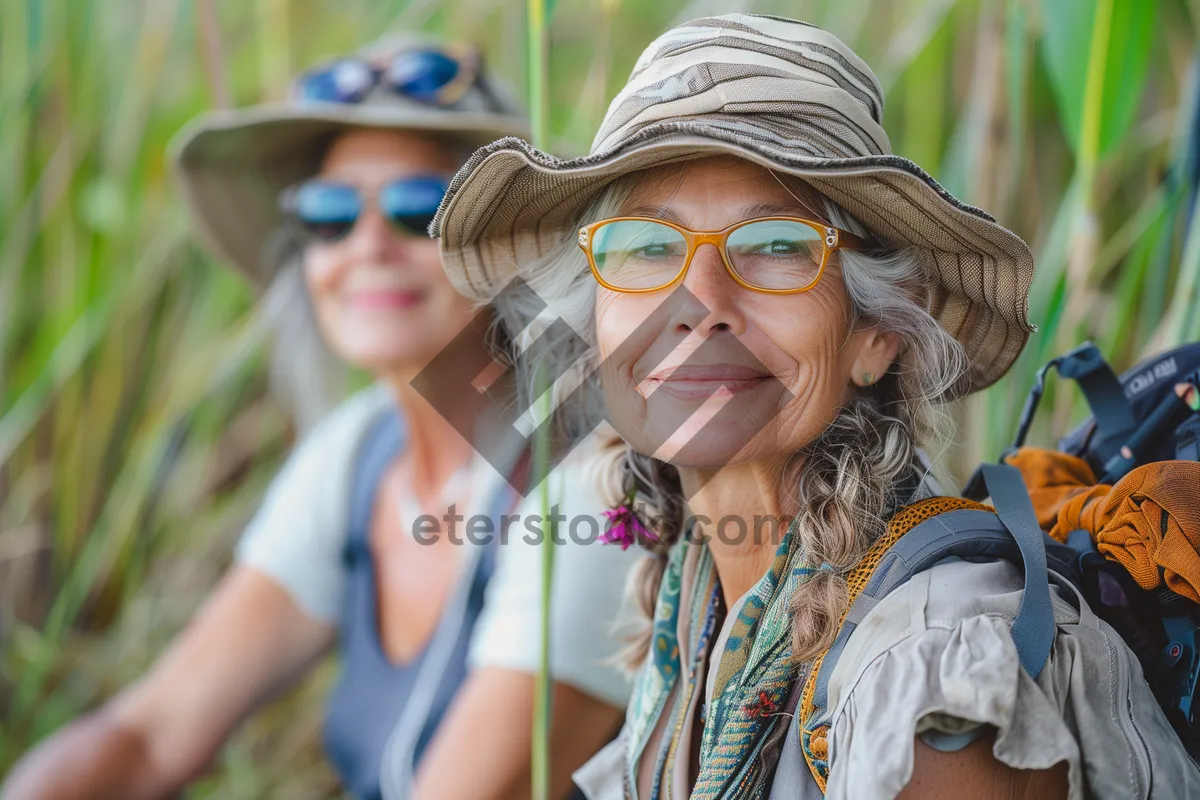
[577,216,868,295]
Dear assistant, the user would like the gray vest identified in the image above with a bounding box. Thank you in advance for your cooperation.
[322,411,514,800]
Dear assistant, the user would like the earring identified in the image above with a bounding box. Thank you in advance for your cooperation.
[861,371,875,386]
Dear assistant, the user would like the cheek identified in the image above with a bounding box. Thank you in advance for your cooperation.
[413,242,465,300]
[789,284,852,374]
[757,285,855,431]
[408,239,444,276]
[594,290,645,362]
[303,245,342,313]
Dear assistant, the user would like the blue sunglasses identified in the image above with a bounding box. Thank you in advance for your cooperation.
[295,45,486,107]
[280,176,449,242]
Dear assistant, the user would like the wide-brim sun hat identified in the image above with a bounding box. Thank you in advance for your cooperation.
[431,14,1036,395]
[170,33,530,288]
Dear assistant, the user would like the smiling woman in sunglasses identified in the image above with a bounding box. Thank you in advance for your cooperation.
[2,35,637,800]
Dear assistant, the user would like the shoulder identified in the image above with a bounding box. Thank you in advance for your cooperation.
[248,381,392,517]
[544,424,627,515]
[473,425,641,706]
[502,424,627,532]
[822,557,1198,798]
[264,383,393,497]
[290,382,393,465]
[500,424,636,571]
[233,384,393,622]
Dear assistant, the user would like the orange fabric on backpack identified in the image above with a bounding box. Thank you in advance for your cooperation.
[1007,447,1200,603]
[1004,448,1098,531]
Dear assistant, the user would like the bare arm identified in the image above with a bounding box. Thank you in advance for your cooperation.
[412,667,623,800]
[898,732,1069,800]
[2,566,334,800]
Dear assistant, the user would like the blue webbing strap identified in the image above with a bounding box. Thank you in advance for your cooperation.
[808,510,1016,719]
[1178,418,1200,462]
[346,412,406,559]
[1001,343,1135,466]
[1057,345,1137,458]
[982,462,1055,680]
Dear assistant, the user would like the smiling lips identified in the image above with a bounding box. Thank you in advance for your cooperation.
[640,363,773,399]
[347,288,427,309]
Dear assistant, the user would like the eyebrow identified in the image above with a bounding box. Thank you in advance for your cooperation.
[745,202,821,219]
[623,205,687,225]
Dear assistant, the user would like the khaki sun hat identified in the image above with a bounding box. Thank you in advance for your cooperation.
[431,14,1037,395]
[170,33,529,288]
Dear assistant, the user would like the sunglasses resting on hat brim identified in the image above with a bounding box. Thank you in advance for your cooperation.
[293,44,496,109]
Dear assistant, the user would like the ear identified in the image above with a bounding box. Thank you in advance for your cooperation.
[849,327,902,387]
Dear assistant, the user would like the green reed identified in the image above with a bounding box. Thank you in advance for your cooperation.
[527,0,554,794]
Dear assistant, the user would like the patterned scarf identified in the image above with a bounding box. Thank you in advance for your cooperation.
[624,524,819,800]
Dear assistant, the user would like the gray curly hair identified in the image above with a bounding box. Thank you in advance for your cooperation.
[489,168,968,666]
[257,232,348,433]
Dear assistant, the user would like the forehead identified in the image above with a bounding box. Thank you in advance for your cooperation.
[618,155,826,222]
[319,128,459,183]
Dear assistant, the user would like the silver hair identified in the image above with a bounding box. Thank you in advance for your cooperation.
[489,168,969,667]
[258,232,347,434]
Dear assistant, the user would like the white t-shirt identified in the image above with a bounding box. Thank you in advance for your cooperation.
[236,384,641,708]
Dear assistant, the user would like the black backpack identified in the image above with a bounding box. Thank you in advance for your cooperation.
[964,341,1200,755]
[982,341,1200,483]
[791,342,1200,792]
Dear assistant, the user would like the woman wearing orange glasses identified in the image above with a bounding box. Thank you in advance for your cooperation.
[4,35,636,800]
[433,14,1197,800]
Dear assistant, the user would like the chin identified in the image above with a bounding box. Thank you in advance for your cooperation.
[609,414,761,471]
[337,340,431,374]
[661,449,751,472]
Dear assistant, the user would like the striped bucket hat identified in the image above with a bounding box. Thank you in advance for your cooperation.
[431,13,1036,393]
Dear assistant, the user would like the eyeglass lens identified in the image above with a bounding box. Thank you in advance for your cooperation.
[590,219,826,291]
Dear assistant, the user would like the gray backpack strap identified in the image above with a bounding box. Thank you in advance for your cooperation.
[790,475,1080,794]
[980,462,1056,680]
[769,697,826,800]
[806,473,1069,733]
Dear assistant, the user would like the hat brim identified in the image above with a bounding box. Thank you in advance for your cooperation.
[170,103,531,288]
[432,127,1035,395]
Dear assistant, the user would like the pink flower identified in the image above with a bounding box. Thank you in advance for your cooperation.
[601,505,657,550]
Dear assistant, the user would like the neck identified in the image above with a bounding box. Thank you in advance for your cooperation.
[381,373,475,495]
[376,335,496,498]
[679,458,795,607]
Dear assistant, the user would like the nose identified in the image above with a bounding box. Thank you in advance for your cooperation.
[343,206,398,262]
[672,241,747,336]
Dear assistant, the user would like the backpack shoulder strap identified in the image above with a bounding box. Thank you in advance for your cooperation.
[979,462,1056,679]
[795,496,988,791]
[345,410,406,557]
[795,466,1067,791]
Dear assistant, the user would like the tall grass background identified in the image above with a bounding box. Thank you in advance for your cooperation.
[2,0,1198,796]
